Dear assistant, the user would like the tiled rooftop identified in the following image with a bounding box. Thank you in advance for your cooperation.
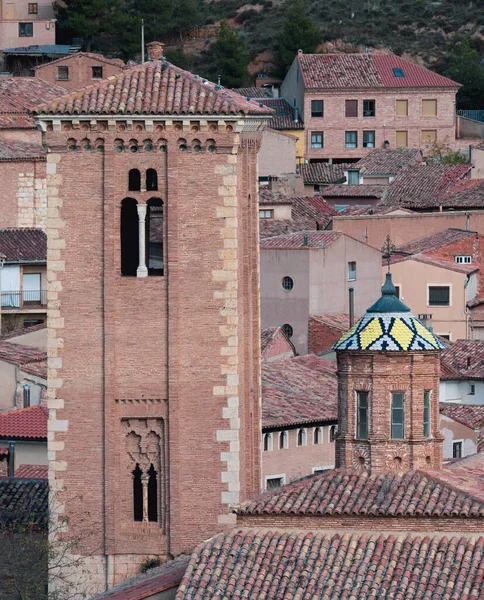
[259,189,294,205]
[260,326,295,359]
[0,341,47,366]
[95,556,190,600]
[440,403,484,451]
[231,86,273,98]
[440,339,484,380]
[0,406,48,440]
[382,164,471,208]
[0,140,46,162]
[436,177,484,209]
[298,53,460,90]
[300,162,349,185]
[35,51,125,71]
[0,477,48,529]
[310,313,350,331]
[393,228,476,258]
[262,355,337,428]
[355,148,422,175]
[236,465,484,516]
[0,228,46,262]
[259,98,304,130]
[20,360,47,380]
[260,230,342,249]
[176,529,484,600]
[321,184,386,198]
[392,253,479,274]
[35,61,274,116]
[14,464,48,479]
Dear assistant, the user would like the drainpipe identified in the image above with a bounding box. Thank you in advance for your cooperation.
[8,441,15,477]
[349,287,355,327]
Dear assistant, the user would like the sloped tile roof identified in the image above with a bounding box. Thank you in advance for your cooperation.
[0,228,46,262]
[0,342,46,366]
[35,61,274,116]
[0,115,36,129]
[260,230,342,249]
[300,162,349,185]
[0,478,48,529]
[355,148,422,175]
[0,141,45,162]
[440,403,484,451]
[14,464,48,479]
[435,177,484,209]
[321,184,386,198]
[393,228,476,257]
[391,254,479,274]
[382,164,471,208]
[236,466,484,516]
[231,86,273,98]
[176,529,484,600]
[260,98,303,130]
[298,53,460,90]
[440,339,484,381]
[20,360,47,380]
[0,406,47,440]
[94,556,190,600]
[262,355,337,428]
[310,313,350,331]
[259,189,293,205]
[260,326,295,359]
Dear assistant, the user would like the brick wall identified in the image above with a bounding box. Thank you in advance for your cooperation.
[43,120,263,594]
[0,160,46,229]
[308,317,345,353]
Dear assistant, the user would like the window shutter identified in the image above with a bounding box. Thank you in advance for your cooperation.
[422,100,437,116]
[429,286,450,306]
[396,131,408,147]
[396,100,408,117]
[345,100,358,117]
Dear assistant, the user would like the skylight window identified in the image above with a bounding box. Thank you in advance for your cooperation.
[393,68,405,78]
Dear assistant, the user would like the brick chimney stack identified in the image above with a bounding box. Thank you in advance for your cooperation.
[147,41,165,61]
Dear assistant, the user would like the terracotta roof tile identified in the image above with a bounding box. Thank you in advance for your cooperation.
[0,341,47,366]
[392,253,479,274]
[300,162,349,185]
[262,355,337,428]
[35,61,274,117]
[355,148,422,175]
[260,230,341,249]
[436,177,484,209]
[0,228,46,262]
[298,53,460,90]
[382,164,471,208]
[321,184,386,198]
[440,403,484,451]
[0,115,36,129]
[14,464,48,479]
[0,478,48,529]
[231,87,273,98]
[20,360,47,380]
[0,141,45,162]
[260,326,296,359]
[440,339,484,380]
[393,228,477,257]
[0,406,47,440]
[260,98,303,130]
[176,530,484,600]
[236,465,484,516]
[310,313,350,331]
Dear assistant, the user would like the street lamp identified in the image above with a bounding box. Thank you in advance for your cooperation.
[0,253,6,335]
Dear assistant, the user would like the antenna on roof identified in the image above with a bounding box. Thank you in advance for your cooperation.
[141,19,145,64]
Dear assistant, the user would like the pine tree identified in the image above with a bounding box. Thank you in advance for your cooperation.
[278,0,321,72]
[203,21,249,88]
[446,40,484,110]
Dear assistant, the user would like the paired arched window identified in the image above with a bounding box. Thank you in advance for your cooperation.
[147,199,163,275]
[132,463,158,522]
[121,198,139,276]
[128,169,158,192]
[313,427,322,445]
[146,169,158,191]
[129,169,141,191]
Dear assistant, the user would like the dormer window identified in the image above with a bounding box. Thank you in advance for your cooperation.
[393,68,404,77]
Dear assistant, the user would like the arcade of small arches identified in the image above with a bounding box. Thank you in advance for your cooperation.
[66,137,217,154]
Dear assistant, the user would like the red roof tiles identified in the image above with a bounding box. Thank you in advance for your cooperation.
[300,162,349,185]
[440,339,484,381]
[34,61,274,116]
[177,529,484,600]
[14,464,48,479]
[260,230,341,249]
[0,406,47,440]
[322,184,386,198]
[0,228,46,262]
[0,341,46,366]
[262,355,337,428]
[0,141,45,162]
[355,148,422,175]
[298,53,460,90]
[236,466,484,516]
[260,326,296,360]
[259,98,303,129]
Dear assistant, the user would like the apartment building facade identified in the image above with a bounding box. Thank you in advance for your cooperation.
[0,0,55,50]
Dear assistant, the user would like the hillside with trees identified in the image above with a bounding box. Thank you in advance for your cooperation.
[55,0,484,106]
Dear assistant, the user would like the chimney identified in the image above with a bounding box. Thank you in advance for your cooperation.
[8,441,15,477]
[147,41,165,61]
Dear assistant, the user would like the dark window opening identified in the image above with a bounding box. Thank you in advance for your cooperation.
[266,477,283,490]
[391,393,405,439]
[363,100,375,117]
[429,286,450,306]
[311,100,324,118]
[363,131,375,148]
[28,3,38,13]
[133,464,143,521]
[128,169,141,191]
[453,441,462,459]
[147,198,164,276]
[121,198,139,276]
[345,100,358,117]
[423,390,430,438]
[282,323,293,338]
[146,169,158,191]
[147,464,158,522]
[329,425,337,443]
[345,131,357,148]
[357,391,368,439]
[92,66,103,79]
[23,385,30,408]
[347,169,360,185]
[19,22,33,37]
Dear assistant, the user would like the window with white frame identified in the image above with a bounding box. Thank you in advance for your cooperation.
[348,261,356,281]
[259,209,273,219]
[468,382,476,395]
[297,428,307,446]
[345,131,358,148]
[265,475,285,490]
[363,131,375,148]
[263,432,273,452]
[456,255,472,264]
[312,466,332,474]
[452,440,463,459]
[278,431,288,449]
[329,425,338,443]
[313,427,323,445]
[311,132,323,149]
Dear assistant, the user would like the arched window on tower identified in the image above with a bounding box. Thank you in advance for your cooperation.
[121,198,139,276]
[147,464,158,522]
[146,198,163,276]
[132,464,143,522]
[146,169,158,191]
[128,169,141,191]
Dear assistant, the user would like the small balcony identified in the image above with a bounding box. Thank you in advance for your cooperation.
[1,290,47,311]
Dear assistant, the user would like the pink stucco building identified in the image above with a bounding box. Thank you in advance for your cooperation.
[0,0,55,51]
[282,52,460,162]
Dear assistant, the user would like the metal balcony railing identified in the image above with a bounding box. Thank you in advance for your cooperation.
[1,290,47,310]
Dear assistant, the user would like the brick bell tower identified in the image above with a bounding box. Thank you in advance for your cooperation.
[333,272,444,472]
[35,51,272,595]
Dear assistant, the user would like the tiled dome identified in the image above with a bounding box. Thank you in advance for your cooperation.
[333,273,445,352]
